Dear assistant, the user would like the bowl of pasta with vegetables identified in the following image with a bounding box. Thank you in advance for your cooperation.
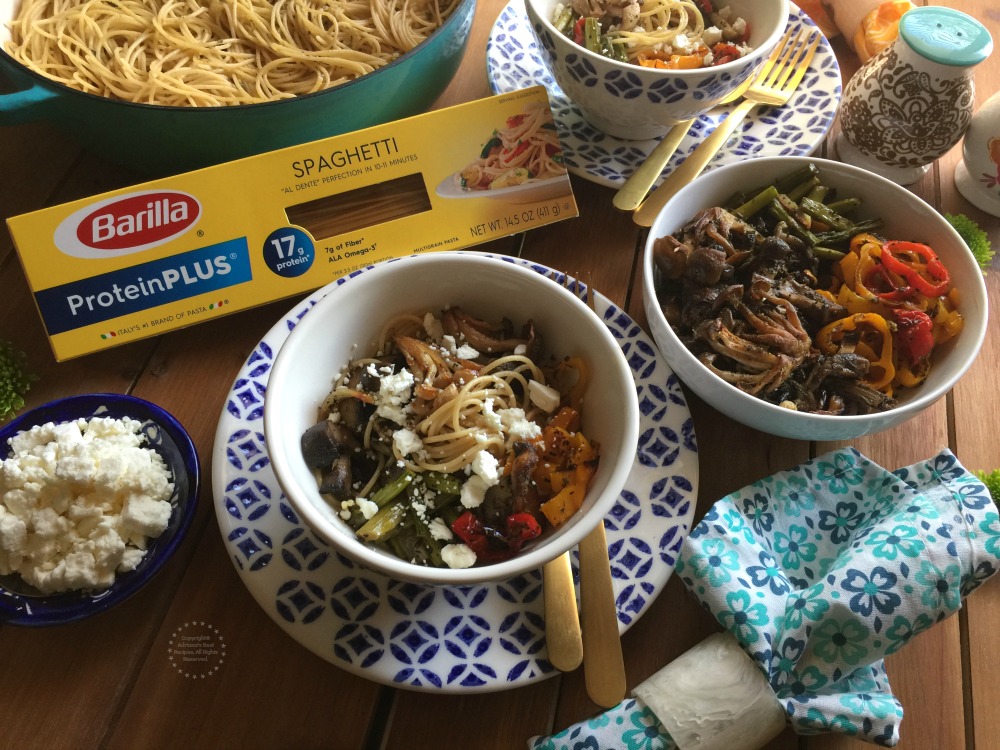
[264,252,639,585]
[523,0,789,140]
[641,156,988,441]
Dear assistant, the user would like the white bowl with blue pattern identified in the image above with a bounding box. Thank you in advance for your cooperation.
[523,0,789,140]
[263,252,640,586]
[212,257,699,691]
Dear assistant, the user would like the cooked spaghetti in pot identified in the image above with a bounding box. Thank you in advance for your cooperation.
[4,0,462,106]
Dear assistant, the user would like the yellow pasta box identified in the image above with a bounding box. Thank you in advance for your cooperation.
[6,86,578,361]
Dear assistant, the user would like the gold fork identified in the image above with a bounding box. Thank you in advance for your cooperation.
[632,28,821,228]
[575,272,627,708]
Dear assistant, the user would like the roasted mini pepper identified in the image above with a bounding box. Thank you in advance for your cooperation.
[893,358,931,389]
[880,240,951,297]
[930,297,965,344]
[816,313,895,391]
[451,510,541,563]
[892,308,935,365]
[531,424,599,526]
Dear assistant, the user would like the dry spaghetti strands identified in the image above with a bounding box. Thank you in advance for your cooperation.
[5,0,462,106]
[285,173,432,240]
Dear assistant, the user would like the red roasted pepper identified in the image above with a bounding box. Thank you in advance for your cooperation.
[451,510,542,564]
[711,42,743,65]
[880,240,951,297]
[862,260,916,304]
[892,308,935,365]
[506,512,542,552]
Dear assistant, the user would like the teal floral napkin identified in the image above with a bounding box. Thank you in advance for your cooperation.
[529,448,1000,750]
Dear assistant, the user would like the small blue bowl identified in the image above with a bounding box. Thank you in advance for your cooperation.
[0,394,199,626]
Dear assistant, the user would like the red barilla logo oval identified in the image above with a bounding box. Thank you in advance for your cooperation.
[54,190,202,258]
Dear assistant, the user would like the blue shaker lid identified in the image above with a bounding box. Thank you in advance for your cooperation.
[899,6,993,66]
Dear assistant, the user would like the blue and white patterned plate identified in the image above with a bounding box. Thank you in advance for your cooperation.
[486,1,842,188]
[211,256,699,692]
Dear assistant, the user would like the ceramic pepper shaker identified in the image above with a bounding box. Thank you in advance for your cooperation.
[835,6,993,185]
[955,90,1000,217]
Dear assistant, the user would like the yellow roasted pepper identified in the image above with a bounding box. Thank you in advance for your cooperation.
[816,313,895,392]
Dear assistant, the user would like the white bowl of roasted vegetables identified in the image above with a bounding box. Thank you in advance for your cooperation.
[642,156,988,441]
[265,253,640,585]
[523,0,789,140]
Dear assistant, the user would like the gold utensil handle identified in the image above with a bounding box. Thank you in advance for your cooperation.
[633,97,758,227]
[579,522,626,707]
[543,552,584,672]
[612,120,694,212]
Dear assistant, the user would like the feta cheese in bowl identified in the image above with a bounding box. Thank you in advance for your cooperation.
[0,393,199,626]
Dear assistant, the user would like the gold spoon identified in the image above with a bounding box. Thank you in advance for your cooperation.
[579,520,626,707]
[543,552,584,671]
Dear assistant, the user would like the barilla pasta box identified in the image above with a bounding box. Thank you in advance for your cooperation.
[7,86,578,361]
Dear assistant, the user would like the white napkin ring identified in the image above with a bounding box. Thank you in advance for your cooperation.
[632,631,786,750]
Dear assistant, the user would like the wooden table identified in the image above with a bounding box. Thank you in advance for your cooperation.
[1,2,998,748]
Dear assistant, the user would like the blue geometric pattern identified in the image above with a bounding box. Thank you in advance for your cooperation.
[211,255,699,693]
[485,0,842,188]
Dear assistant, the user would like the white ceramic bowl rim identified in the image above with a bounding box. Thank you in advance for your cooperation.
[265,252,640,585]
[643,156,989,434]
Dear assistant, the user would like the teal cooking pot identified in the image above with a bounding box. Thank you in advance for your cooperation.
[0,0,477,176]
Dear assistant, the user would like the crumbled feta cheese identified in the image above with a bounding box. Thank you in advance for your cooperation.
[527,380,561,413]
[471,450,500,486]
[0,416,174,594]
[392,428,424,457]
[428,517,453,541]
[119,493,172,545]
[455,344,479,360]
[480,398,503,431]
[702,25,723,46]
[441,543,477,569]
[497,407,542,440]
[422,312,444,340]
[376,369,414,424]
[513,344,527,355]
[460,475,490,508]
[356,497,379,520]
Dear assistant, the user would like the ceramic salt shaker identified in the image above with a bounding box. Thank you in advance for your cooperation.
[835,6,993,185]
[955,90,1000,217]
